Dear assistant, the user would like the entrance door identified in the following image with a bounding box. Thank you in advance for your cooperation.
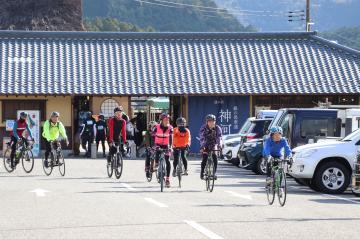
[72,96,91,155]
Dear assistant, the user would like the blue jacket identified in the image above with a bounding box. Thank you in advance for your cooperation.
[263,137,292,158]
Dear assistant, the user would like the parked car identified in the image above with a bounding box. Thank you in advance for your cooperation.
[290,128,360,194]
[238,108,341,175]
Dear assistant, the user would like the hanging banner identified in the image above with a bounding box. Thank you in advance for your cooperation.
[17,110,40,157]
[5,120,15,131]
[188,96,250,153]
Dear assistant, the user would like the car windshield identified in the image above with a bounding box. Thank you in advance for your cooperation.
[248,120,272,135]
[239,119,252,134]
[341,129,360,141]
[268,109,285,129]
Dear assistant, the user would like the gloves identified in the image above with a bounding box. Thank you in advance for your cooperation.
[65,139,69,146]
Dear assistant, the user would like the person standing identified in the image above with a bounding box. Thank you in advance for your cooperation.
[80,111,96,158]
[95,114,107,158]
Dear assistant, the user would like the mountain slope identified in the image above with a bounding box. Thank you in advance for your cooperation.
[83,0,254,32]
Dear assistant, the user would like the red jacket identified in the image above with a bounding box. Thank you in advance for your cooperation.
[107,117,127,143]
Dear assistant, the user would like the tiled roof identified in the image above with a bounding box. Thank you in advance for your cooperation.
[0,31,359,95]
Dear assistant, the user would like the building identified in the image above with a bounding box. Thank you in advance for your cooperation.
[0,30,359,152]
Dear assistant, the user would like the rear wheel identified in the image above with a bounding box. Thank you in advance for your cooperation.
[115,153,123,179]
[3,148,14,173]
[159,160,165,192]
[42,153,54,176]
[22,150,34,174]
[256,157,267,175]
[58,152,65,176]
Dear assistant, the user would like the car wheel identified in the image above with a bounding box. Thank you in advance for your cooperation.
[255,157,267,175]
[314,161,350,194]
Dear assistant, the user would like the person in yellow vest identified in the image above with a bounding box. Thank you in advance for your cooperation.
[42,112,69,166]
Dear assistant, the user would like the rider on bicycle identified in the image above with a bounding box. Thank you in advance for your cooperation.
[263,126,292,186]
[199,114,222,180]
[107,107,127,164]
[42,112,69,165]
[144,121,157,178]
[172,117,191,177]
[152,113,173,188]
[10,112,34,168]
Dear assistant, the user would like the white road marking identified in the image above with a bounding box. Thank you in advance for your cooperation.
[30,188,50,197]
[224,190,252,200]
[144,198,168,208]
[121,183,137,191]
[290,186,360,205]
[184,220,224,239]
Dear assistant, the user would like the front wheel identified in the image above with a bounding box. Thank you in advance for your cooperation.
[177,165,182,188]
[314,161,350,194]
[206,161,215,192]
[277,170,287,206]
[22,150,34,174]
[266,173,275,205]
[58,152,66,176]
[115,153,123,179]
[3,148,15,173]
[42,154,54,176]
[159,161,165,192]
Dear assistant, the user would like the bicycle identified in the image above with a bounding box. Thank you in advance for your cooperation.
[107,142,124,179]
[155,147,169,192]
[204,149,221,192]
[42,140,66,176]
[3,138,34,173]
[266,157,291,207]
[174,147,187,188]
[145,147,158,182]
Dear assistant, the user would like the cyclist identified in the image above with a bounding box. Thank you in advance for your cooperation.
[95,114,107,157]
[263,126,292,186]
[42,112,69,166]
[80,111,96,157]
[172,117,191,177]
[152,113,173,188]
[10,112,34,168]
[199,114,222,180]
[144,121,157,178]
[107,107,127,164]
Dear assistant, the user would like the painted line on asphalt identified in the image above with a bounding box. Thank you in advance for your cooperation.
[290,186,360,205]
[144,198,168,208]
[224,190,252,200]
[121,183,137,191]
[30,188,50,197]
[184,220,224,239]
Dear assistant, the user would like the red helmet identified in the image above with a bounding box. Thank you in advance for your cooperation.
[159,113,170,121]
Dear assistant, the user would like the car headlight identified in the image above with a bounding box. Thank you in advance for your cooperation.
[295,149,317,159]
[225,142,241,147]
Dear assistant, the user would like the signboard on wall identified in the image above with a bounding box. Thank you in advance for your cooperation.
[5,120,15,131]
[17,110,40,157]
[188,96,250,153]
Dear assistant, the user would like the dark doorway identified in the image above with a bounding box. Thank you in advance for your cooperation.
[72,96,91,155]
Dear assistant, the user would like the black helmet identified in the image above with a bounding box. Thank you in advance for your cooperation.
[99,114,105,120]
[205,114,216,122]
[20,112,28,119]
[176,117,186,126]
[114,107,122,113]
[86,111,92,118]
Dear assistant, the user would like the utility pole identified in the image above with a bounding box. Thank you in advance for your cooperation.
[306,0,311,31]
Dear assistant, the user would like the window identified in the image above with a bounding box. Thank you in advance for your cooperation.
[101,99,119,118]
[1,100,46,121]
[300,118,336,138]
[279,114,294,139]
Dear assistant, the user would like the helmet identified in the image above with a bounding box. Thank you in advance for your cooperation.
[159,113,170,121]
[86,111,92,118]
[269,126,283,135]
[114,107,122,113]
[176,117,186,126]
[205,114,216,122]
[20,112,28,119]
[148,121,157,129]
[50,111,60,118]
[99,114,105,120]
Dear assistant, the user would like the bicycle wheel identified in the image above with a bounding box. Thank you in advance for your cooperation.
[278,170,287,207]
[177,165,182,188]
[42,153,54,176]
[22,150,34,173]
[146,160,153,182]
[115,153,123,179]
[159,160,165,192]
[58,152,66,176]
[107,156,114,178]
[266,173,276,205]
[3,148,15,173]
[207,161,215,192]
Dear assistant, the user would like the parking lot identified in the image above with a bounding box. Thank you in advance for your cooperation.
[1,158,360,239]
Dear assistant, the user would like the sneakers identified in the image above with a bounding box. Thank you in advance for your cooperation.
[213,174,218,180]
[200,174,204,180]
[183,170,188,176]
[165,177,171,188]
[172,169,176,177]
[146,171,151,178]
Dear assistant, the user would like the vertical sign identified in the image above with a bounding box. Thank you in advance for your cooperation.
[17,110,40,157]
[188,96,250,152]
